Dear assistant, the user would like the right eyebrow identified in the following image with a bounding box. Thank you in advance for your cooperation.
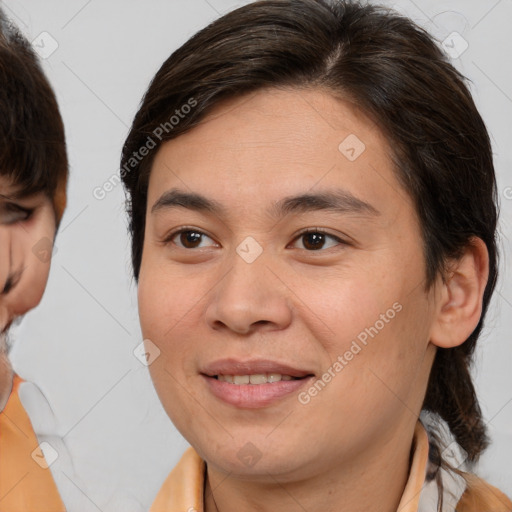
[151,189,227,216]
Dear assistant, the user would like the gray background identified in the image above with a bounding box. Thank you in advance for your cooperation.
[3,0,511,509]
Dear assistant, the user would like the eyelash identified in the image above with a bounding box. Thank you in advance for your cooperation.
[0,203,33,225]
[163,226,347,252]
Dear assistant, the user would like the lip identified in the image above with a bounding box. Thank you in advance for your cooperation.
[200,358,315,409]
[201,358,313,378]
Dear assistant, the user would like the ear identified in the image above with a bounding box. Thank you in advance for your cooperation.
[430,237,489,349]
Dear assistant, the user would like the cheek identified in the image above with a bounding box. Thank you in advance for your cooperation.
[137,264,205,369]
[293,265,400,359]
[305,259,432,407]
[322,288,433,419]
[4,217,55,318]
[138,272,203,433]
[137,266,194,338]
[137,239,222,336]
[11,263,51,315]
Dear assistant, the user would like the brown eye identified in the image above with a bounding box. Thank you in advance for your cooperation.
[292,230,344,251]
[167,229,217,249]
[302,232,327,250]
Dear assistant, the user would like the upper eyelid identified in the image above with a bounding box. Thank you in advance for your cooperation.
[0,202,33,222]
[0,201,32,212]
[164,226,216,242]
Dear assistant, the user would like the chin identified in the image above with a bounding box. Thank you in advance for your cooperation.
[196,435,309,478]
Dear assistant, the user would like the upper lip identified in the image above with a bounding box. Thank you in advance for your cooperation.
[201,358,314,378]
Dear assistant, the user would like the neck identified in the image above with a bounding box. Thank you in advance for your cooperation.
[0,346,13,412]
[204,420,417,512]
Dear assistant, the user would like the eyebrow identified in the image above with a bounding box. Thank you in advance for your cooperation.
[151,188,379,219]
[0,189,30,201]
[0,193,18,201]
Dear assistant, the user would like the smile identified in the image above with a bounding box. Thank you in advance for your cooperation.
[215,373,299,384]
[203,373,313,408]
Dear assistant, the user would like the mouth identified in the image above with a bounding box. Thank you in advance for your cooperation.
[200,359,315,408]
[212,373,306,384]
[202,358,314,379]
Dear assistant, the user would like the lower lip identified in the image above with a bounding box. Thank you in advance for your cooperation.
[202,375,313,408]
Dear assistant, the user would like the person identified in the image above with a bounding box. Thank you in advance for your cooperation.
[120,0,512,510]
[0,8,68,511]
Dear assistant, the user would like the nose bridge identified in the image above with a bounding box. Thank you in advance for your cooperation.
[0,226,10,283]
[0,228,10,330]
[205,241,292,334]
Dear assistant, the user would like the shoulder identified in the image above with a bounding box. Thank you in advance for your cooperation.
[150,447,205,512]
[457,473,512,512]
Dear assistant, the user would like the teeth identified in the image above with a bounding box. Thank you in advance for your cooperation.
[216,373,301,384]
[233,375,250,385]
[249,374,267,384]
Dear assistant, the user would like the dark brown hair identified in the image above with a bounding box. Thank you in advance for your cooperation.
[121,0,497,468]
[0,9,68,222]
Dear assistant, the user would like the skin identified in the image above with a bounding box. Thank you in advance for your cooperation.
[0,176,57,411]
[139,87,489,512]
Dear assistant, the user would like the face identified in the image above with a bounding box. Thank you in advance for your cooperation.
[0,176,57,333]
[138,87,439,481]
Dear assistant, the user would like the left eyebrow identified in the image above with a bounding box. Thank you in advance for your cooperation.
[0,189,33,201]
[151,188,380,219]
[270,190,380,218]
[0,193,17,201]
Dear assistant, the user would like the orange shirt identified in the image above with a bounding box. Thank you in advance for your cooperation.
[0,374,65,512]
[150,421,512,512]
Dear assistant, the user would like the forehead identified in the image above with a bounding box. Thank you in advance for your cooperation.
[148,87,413,221]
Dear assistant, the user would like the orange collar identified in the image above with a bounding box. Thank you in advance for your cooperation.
[0,374,65,512]
[151,421,431,512]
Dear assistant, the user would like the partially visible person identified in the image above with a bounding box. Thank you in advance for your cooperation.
[0,8,68,511]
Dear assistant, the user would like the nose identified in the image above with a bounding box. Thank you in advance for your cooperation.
[205,248,293,335]
[0,227,11,331]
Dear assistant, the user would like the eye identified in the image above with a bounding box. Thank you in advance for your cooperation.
[0,203,32,225]
[164,228,218,249]
[1,269,22,295]
[290,229,346,251]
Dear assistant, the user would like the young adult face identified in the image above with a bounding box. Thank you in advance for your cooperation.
[138,87,485,485]
[0,177,56,332]
[0,177,57,410]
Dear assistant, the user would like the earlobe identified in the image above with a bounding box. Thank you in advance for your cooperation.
[430,237,489,349]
